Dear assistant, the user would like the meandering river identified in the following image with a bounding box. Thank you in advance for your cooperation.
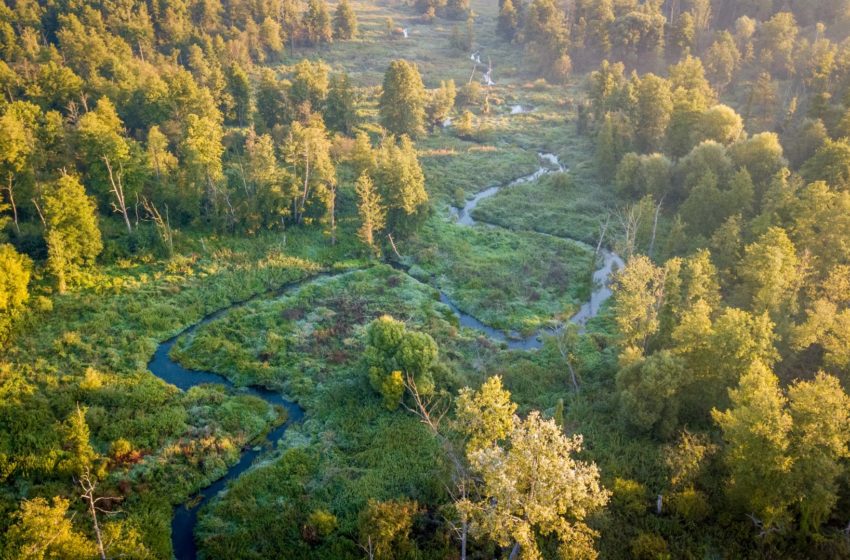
[148,151,623,559]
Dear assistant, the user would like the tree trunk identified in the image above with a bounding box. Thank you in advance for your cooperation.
[5,174,19,233]
[104,157,132,234]
[508,542,520,560]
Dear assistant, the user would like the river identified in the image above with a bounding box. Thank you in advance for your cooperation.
[148,153,623,559]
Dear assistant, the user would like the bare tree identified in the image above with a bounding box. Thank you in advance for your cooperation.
[3,173,19,233]
[77,468,121,560]
[141,197,174,256]
[556,324,581,392]
[103,156,132,234]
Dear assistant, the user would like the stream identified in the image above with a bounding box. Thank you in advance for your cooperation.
[148,154,623,560]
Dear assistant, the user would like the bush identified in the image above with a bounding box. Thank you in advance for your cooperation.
[630,532,671,560]
[668,488,711,522]
[612,477,647,516]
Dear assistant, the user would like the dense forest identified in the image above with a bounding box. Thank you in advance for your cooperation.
[2,0,850,558]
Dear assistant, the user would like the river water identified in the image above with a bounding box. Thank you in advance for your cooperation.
[148,153,623,559]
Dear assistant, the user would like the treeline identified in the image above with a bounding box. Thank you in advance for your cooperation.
[496,0,850,83]
[556,1,850,556]
[0,1,454,320]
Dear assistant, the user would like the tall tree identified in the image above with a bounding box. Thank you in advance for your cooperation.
[0,243,31,347]
[460,411,609,559]
[355,172,385,255]
[333,0,357,40]
[282,116,335,225]
[42,174,103,293]
[374,135,428,238]
[712,361,792,530]
[380,60,427,138]
[325,72,357,134]
[788,373,850,534]
[302,0,333,46]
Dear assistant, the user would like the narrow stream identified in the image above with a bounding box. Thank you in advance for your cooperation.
[147,153,624,559]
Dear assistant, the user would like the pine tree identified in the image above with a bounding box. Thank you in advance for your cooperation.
[302,0,333,46]
[42,175,103,294]
[375,135,428,237]
[497,0,519,40]
[333,0,358,40]
[355,173,386,255]
[325,73,357,134]
[380,60,426,138]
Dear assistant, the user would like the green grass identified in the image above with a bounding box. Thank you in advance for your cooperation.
[409,216,596,334]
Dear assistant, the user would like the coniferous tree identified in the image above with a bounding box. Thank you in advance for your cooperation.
[375,135,428,237]
[325,72,357,134]
[355,172,386,255]
[497,0,519,41]
[302,0,333,46]
[42,174,103,293]
[333,0,358,40]
[379,60,426,138]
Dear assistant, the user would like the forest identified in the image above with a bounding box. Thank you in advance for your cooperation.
[2,0,850,558]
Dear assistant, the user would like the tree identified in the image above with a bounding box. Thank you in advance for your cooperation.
[364,315,437,410]
[42,175,103,293]
[712,361,792,530]
[380,60,426,138]
[283,117,335,226]
[325,72,357,134]
[290,59,330,114]
[358,499,419,560]
[76,97,135,234]
[455,376,517,452]
[59,405,98,477]
[616,350,685,438]
[302,0,333,45]
[461,411,609,559]
[695,105,743,146]
[497,0,519,41]
[226,63,252,126]
[788,373,850,534]
[611,256,666,355]
[739,227,800,321]
[355,173,385,255]
[427,80,456,127]
[181,113,227,224]
[632,74,672,153]
[374,135,428,238]
[0,102,38,233]
[4,497,96,559]
[333,0,358,40]
[704,32,741,93]
[801,138,850,192]
[756,12,799,77]
[0,244,31,346]
[521,0,571,80]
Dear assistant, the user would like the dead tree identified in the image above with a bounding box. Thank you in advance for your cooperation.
[103,156,133,234]
[141,197,174,256]
[3,173,19,233]
[77,468,121,560]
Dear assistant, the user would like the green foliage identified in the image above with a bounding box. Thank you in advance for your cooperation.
[365,315,437,410]
[358,499,420,560]
[42,174,103,293]
[0,243,31,346]
[333,0,358,41]
[379,60,426,138]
